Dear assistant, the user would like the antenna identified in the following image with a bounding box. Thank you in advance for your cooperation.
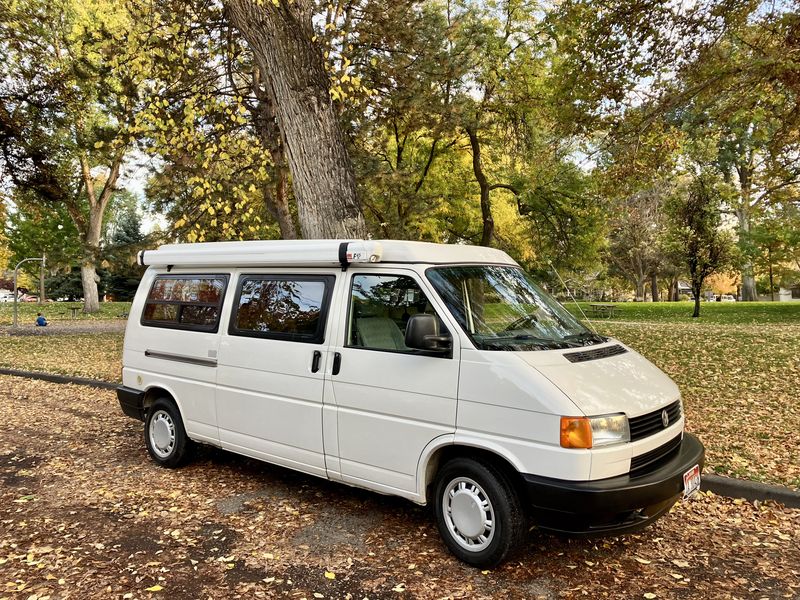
[547,260,598,334]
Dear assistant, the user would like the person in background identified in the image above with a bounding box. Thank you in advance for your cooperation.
[35,312,47,327]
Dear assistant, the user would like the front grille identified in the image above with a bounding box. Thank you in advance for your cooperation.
[628,400,682,441]
[630,434,682,475]
[564,344,627,363]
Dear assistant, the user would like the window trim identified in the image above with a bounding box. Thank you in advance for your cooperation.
[140,274,230,333]
[228,274,335,344]
[345,271,452,358]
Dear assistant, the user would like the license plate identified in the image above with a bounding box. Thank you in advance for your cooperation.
[683,464,701,499]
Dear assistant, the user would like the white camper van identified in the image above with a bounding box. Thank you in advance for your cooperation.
[118,239,704,566]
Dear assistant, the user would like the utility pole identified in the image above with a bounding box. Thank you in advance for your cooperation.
[13,256,45,328]
[39,252,46,304]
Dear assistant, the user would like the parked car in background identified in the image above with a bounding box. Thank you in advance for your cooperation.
[720,294,736,302]
[0,291,15,302]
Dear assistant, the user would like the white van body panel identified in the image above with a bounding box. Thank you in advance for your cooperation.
[141,239,517,269]
[455,348,591,480]
[121,268,225,445]
[329,267,460,496]
[517,343,681,417]
[214,268,337,479]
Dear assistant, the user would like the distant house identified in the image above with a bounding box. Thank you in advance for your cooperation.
[778,283,800,302]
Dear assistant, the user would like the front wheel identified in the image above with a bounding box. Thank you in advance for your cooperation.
[433,457,525,567]
[144,398,194,468]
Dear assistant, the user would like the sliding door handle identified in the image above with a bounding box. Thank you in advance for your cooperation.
[311,350,322,373]
[332,352,342,376]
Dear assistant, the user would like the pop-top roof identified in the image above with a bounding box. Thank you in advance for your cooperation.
[139,239,517,268]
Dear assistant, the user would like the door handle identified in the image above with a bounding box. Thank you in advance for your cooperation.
[311,350,322,373]
[332,352,342,375]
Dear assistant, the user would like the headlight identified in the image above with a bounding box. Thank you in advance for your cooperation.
[560,413,630,449]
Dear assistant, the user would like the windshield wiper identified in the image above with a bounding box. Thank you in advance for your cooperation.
[481,334,580,349]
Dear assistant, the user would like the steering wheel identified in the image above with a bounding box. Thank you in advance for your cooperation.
[501,313,539,332]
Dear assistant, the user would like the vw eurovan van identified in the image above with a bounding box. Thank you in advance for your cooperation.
[117,240,704,566]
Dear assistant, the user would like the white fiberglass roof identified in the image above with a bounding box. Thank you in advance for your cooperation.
[139,239,517,268]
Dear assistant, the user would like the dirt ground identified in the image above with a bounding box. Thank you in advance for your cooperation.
[0,375,798,600]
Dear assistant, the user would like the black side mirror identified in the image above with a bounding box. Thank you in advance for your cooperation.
[405,313,451,354]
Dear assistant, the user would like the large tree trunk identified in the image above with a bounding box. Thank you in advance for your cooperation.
[465,126,494,246]
[737,205,757,301]
[226,0,367,239]
[252,65,298,240]
[650,272,659,302]
[735,162,758,301]
[692,281,702,318]
[634,276,646,302]
[75,153,121,313]
[80,204,105,313]
[80,262,100,312]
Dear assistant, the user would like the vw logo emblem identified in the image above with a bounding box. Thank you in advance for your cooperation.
[661,409,670,428]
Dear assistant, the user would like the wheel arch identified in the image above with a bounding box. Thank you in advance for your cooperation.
[417,437,526,505]
[142,383,182,417]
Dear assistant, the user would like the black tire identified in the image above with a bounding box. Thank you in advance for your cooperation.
[144,398,194,468]
[433,457,525,567]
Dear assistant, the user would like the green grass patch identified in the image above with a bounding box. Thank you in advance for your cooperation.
[565,300,800,324]
[0,332,123,381]
[0,301,132,326]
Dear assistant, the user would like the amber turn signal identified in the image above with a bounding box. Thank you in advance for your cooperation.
[560,416,593,449]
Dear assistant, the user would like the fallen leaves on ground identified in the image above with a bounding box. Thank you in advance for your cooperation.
[0,375,798,599]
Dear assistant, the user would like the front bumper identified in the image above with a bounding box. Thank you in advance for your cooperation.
[523,432,705,535]
[117,386,146,421]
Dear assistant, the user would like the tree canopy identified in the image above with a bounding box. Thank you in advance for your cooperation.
[1,0,797,308]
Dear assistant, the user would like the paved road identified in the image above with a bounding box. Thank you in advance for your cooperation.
[0,320,127,336]
[1,375,798,599]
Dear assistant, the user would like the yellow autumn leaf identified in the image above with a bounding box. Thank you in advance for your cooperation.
[94,141,104,148]
[324,571,335,580]
[644,594,657,599]
[145,584,163,592]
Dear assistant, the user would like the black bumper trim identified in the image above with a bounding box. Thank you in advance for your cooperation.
[117,386,146,421]
[523,433,705,535]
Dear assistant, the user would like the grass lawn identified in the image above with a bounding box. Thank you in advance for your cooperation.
[567,300,800,324]
[0,332,123,382]
[0,303,797,490]
[0,301,132,326]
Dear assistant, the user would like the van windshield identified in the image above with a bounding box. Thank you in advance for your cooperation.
[426,265,604,351]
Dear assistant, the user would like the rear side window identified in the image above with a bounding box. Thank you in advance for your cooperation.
[229,275,334,343]
[141,275,228,332]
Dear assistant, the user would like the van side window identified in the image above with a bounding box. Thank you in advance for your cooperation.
[141,275,228,331]
[348,274,445,353]
[229,276,334,343]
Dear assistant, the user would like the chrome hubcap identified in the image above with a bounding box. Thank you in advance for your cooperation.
[149,410,176,458]
[443,477,495,551]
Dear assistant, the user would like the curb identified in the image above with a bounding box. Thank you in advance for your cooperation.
[1,368,799,509]
[0,367,118,390]
[701,474,800,509]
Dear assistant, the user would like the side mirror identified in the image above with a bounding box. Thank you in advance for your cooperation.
[405,313,451,354]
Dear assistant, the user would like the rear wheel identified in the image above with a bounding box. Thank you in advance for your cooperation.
[144,398,194,468]
[433,457,525,567]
